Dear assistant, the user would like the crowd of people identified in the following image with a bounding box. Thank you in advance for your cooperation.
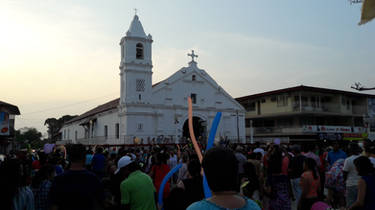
[1,139,375,210]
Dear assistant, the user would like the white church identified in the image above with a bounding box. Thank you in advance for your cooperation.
[60,15,245,145]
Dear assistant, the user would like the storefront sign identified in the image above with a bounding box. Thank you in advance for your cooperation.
[0,112,10,136]
[353,127,366,133]
[343,133,368,141]
[318,126,351,133]
[303,125,353,133]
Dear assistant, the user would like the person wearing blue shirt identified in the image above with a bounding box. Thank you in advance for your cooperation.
[85,150,93,170]
[348,156,375,210]
[91,147,106,179]
[327,141,347,167]
[187,147,260,210]
[49,144,104,210]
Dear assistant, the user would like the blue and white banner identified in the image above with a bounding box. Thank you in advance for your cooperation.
[0,112,10,136]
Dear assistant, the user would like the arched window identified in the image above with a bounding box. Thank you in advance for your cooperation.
[136,43,144,59]
[192,75,196,81]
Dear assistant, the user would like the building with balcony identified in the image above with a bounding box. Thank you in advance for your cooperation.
[0,101,21,153]
[236,85,375,143]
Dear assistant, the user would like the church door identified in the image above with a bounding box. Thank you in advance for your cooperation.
[182,117,207,143]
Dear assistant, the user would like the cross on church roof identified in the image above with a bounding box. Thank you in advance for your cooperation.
[134,8,138,15]
[187,50,198,62]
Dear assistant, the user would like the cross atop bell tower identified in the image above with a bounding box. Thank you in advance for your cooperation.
[187,50,198,62]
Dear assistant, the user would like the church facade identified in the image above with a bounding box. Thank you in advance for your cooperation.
[60,15,245,145]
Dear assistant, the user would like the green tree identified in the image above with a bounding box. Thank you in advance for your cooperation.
[44,115,77,141]
[15,127,43,149]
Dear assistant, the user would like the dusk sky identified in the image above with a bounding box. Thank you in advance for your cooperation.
[1,0,374,134]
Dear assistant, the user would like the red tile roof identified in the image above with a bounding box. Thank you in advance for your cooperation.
[66,98,119,124]
[0,101,20,115]
[65,79,165,125]
[236,85,375,102]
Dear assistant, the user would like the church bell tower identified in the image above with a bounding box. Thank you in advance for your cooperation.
[120,14,153,105]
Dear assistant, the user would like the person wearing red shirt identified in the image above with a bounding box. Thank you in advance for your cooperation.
[149,152,171,199]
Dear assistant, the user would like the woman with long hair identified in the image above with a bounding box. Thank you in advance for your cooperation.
[264,146,292,210]
[298,158,320,210]
[348,156,375,210]
[165,159,204,210]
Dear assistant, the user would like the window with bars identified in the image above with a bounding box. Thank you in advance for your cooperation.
[136,79,145,92]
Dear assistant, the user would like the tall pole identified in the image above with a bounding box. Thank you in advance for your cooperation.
[236,110,240,143]
[299,91,302,112]
[250,120,254,144]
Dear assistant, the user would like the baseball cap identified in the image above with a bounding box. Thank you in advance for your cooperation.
[129,153,136,160]
[114,156,133,175]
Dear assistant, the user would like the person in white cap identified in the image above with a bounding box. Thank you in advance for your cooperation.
[116,156,157,210]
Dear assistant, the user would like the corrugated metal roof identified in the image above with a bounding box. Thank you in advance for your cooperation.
[66,98,119,124]
[0,101,20,115]
[236,85,375,102]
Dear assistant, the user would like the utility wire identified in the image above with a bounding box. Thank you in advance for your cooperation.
[22,92,119,115]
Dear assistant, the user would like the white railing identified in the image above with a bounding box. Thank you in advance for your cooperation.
[55,140,73,145]
[59,135,246,145]
[290,101,367,114]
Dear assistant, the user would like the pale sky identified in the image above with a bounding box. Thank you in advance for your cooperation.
[1,0,374,134]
